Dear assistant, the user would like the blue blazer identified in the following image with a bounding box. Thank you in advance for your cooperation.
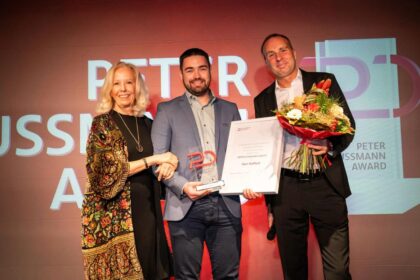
[151,93,242,221]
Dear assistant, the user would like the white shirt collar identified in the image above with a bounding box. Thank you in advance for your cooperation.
[186,91,216,106]
[275,69,303,90]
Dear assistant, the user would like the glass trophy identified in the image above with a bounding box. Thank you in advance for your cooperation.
[187,148,225,192]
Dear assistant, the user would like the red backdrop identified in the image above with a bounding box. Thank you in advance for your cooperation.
[0,0,419,279]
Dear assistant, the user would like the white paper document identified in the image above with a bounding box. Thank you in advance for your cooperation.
[220,116,284,194]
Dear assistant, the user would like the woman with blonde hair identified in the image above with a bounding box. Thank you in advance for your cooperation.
[81,62,176,279]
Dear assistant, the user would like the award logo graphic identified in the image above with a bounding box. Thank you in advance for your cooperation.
[187,149,225,192]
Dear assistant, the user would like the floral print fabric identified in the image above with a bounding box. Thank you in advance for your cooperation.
[81,113,143,280]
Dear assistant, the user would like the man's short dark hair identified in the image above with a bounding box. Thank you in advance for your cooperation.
[179,48,211,70]
[260,33,294,58]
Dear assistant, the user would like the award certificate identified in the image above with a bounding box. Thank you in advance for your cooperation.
[220,116,284,194]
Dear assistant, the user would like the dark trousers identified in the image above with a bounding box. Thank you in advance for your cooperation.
[272,174,352,280]
[168,194,242,280]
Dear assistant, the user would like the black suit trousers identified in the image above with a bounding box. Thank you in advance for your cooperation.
[271,174,352,280]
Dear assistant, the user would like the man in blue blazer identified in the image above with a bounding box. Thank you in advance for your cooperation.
[254,34,355,280]
[151,48,243,279]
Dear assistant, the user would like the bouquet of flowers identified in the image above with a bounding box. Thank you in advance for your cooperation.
[276,79,354,174]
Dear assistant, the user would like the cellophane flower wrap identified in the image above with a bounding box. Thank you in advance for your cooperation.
[276,79,355,174]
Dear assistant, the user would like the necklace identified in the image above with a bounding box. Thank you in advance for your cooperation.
[116,112,144,153]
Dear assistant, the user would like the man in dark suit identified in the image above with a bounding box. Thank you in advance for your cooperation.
[152,48,248,279]
[254,34,355,280]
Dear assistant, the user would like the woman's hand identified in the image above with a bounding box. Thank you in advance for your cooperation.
[157,152,178,168]
[128,152,178,178]
[155,162,176,181]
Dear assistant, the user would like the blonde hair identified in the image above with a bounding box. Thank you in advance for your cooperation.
[96,61,150,116]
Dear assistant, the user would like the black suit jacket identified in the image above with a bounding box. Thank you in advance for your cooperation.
[254,69,355,202]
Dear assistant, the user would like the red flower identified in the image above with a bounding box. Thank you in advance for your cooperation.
[113,224,121,233]
[85,234,95,247]
[316,79,332,94]
[82,216,90,226]
[88,221,97,230]
[119,199,129,210]
[307,103,320,111]
[100,216,111,228]
[330,120,338,131]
